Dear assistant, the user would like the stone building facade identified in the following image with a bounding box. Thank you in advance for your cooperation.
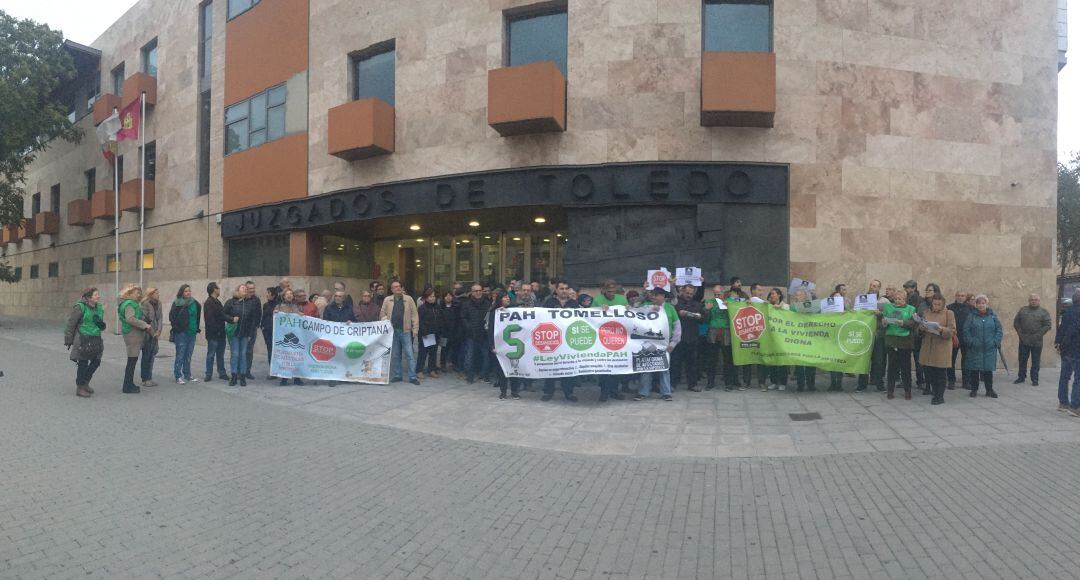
[0,0,1064,364]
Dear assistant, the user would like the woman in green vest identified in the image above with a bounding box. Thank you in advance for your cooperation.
[64,287,106,398]
[119,284,152,394]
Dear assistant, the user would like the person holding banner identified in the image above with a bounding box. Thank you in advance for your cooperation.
[634,288,680,402]
[274,289,305,386]
[761,288,791,391]
[856,280,886,393]
[703,284,732,391]
[919,293,957,405]
[540,279,579,402]
[380,281,421,385]
[488,290,523,400]
[790,287,817,392]
[962,294,1003,398]
[882,291,917,400]
[671,285,705,392]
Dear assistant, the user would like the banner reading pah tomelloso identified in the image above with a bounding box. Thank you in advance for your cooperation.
[271,313,394,384]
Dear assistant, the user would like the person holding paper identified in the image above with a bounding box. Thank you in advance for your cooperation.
[825,291,847,392]
[672,285,705,392]
[882,291,917,400]
[790,287,818,393]
[488,290,522,400]
[856,280,886,393]
[962,294,1003,398]
[415,288,440,380]
[634,288,680,402]
[762,288,790,391]
[919,293,957,404]
[703,284,732,391]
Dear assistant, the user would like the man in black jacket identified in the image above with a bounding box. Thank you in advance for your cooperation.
[539,279,580,402]
[459,283,490,383]
[323,291,355,323]
[242,280,261,380]
[671,284,705,391]
[203,283,228,382]
[947,291,973,388]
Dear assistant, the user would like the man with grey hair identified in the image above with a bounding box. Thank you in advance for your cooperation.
[1013,293,1052,386]
[332,281,353,311]
[1055,290,1080,414]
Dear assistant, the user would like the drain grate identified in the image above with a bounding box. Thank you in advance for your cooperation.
[789,412,822,421]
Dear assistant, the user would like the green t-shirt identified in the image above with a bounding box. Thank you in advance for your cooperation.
[882,303,915,337]
[592,293,628,308]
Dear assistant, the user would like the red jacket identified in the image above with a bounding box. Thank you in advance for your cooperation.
[297,300,319,317]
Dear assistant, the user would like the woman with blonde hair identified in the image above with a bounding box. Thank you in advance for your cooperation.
[139,287,163,388]
[119,284,151,394]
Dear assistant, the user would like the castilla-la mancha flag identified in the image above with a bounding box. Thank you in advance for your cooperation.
[116,98,141,142]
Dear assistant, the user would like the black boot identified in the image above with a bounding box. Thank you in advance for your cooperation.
[986,389,998,398]
[293,378,304,385]
[279,378,289,386]
[239,375,247,387]
[229,374,238,386]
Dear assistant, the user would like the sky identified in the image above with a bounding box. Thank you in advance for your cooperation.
[1,0,1078,163]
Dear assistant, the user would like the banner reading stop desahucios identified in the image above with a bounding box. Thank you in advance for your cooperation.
[727,302,877,374]
[494,307,671,379]
[271,313,394,384]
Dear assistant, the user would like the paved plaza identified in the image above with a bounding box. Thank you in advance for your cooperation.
[4,316,1080,579]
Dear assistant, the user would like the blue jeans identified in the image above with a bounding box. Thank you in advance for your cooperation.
[1059,356,1080,407]
[140,336,158,382]
[173,332,196,380]
[206,338,227,378]
[229,336,249,376]
[638,371,672,397]
[390,330,417,381]
[462,337,485,381]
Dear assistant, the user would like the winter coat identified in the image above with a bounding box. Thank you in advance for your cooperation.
[121,301,151,357]
[1013,305,1052,347]
[141,298,163,337]
[417,301,438,337]
[380,294,419,334]
[224,296,261,338]
[459,297,491,340]
[297,300,319,317]
[947,302,973,340]
[438,301,459,340]
[65,300,105,362]
[962,308,1003,372]
[1056,304,1080,359]
[353,301,380,323]
[204,296,227,340]
[322,301,355,323]
[169,298,202,335]
[918,308,956,369]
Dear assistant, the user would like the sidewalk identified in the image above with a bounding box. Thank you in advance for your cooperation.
[5,315,1077,459]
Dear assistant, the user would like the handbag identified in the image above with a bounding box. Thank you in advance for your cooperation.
[225,321,238,339]
[952,333,960,348]
[77,334,104,359]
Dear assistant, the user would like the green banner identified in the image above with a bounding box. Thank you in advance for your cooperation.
[725,302,876,373]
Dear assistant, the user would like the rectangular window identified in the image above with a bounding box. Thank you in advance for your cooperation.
[29,265,39,279]
[352,42,396,106]
[111,63,125,95]
[106,254,121,273]
[138,249,156,270]
[142,39,159,77]
[50,184,60,214]
[86,72,101,111]
[198,91,211,195]
[13,267,21,281]
[199,2,214,86]
[227,0,260,20]
[48,262,59,278]
[227,234,289,277]
[85,168,96,199]
[198,2,213,196]
[81,257,95,275]
[117,155,125,185]
[143,142,156,181]
[31,193,41,215]
[703,1,772,52]
[224,83,286,155]
[507,8,568,75]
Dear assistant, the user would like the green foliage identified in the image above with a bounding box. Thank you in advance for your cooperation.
[0,10,82,282]
[1059,153,1080,277]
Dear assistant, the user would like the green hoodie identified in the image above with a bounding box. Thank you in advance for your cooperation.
[174,297,199,333]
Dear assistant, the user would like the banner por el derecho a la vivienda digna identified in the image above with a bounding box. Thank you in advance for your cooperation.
[494,307,671,379]
[727,302,877,373]
[271,313,394,384]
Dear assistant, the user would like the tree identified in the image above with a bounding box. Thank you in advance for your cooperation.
[1059,152,1080,277]
[0,10,82,282]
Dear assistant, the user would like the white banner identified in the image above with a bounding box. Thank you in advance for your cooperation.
[493,307,671,379]
[270,313,394,384]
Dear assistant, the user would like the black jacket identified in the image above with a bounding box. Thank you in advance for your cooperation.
[261,298,280,334]
[541,296,579,309]
[418,301,439,337]
[224,296,261,338]
[322,302,355,323]
[486,308,498,351]
[460,297,491,340]
[242,296,262,336]
[1056,304,1080,359]
[948,302,973,338]
[675,296,704,338]
[204,296,227,340]
[169,300,202,334]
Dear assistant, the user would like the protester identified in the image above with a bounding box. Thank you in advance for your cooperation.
[594,280,628,401]
[487,289,521,399]
[242,281,261,380]
[947,291,972,389]
[790,287,817,393]
[883,290,916,400]
[578,293,593,308]
[313,290,330,317]
[261,287,280,377]
[1055,290,1080,415]
[203,282,229,383]
[380,281,420,385]
[274,289,305,386]
[919,293,957,405]
[764,288,791,391]
[460,283,490,384]
[416,288,439,379]
[333,281,354,312]
[1013,293,1052,386]
[278,277,291,294]
[439,290,459,371]
[64,287,106,398]
[626,289,642,307]
[119,284,151,394]
[353,290,381,322]
[963,294,1003,398]
[635,288,680,402]
[139,287,163,388]
[516,283,536,308]
[703,284,730,391]
[540,279,579,402]
[223,284,257,386]
[374,282,387,307]
[296,289,319,317]
[169,284,202,384]
[322,290,355,323]
[671,284,705,392]
[856,280,886,393]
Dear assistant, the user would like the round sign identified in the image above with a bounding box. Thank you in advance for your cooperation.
[532,322,562,353]
[650,271,668,289]
[345,341,367,360]
[732,306,766,342]
[837,320,874,356]
[566,320,596,351]
[598,321,628,351]
[310,339,337,362]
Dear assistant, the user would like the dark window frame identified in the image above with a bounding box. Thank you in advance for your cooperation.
[504,2,569,75]
[50,184,60,214]
[13,267,21,281]
[142,141,157,181]
[350,40,396,106]
[47,262,59,278]
[31,193,41,216]
[29,265,39,279]
[81,257,95,275]
[85,168,97,199]
[111,63,125,95]
[701,0,773,53]
[224,83,286,156]
[142,38,159,77]
[227,0,261,20]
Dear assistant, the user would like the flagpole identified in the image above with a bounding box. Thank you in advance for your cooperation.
[113,108,121,335]
[139,92,146,289]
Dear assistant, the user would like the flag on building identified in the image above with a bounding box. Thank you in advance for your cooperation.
[95,110,120,161]
[116,98,142,142]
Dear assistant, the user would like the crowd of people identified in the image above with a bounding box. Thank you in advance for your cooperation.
[62,276,1070,414]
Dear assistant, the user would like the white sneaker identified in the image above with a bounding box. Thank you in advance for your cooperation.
[176,378,185,384]
[778,385,786,391]
[188,377,199,383]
